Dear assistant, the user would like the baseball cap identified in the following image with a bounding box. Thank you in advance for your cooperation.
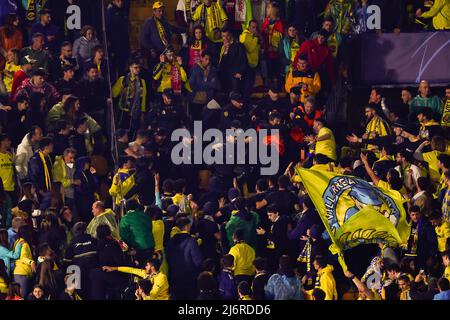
[153,1,164,9]
[229,91,244,103]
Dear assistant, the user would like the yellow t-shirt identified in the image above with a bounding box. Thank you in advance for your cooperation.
[435,220,450,252]
[3,63,20,93]
[229,242,256,276]
[423,151,441,183]
[152,220,165,252]
[192,4,228,43]
[0,152,15,191]
[315,127,337,161]
[444,266,450,281]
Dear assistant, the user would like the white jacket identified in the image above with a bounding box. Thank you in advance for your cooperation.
[15,134,33,181]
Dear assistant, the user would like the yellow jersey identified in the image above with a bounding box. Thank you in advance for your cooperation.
[315,127,337,161]
[229,242,256,276]
[0,152,15,191]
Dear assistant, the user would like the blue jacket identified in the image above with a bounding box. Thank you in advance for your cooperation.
[434,290,450,300]
[188,64,219,103]
[140,17,172,55]
[0,242,22,275]
[217,269,237,300]
[28,150,53,194]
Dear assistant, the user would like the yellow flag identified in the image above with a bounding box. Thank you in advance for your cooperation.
[296,168,410,271]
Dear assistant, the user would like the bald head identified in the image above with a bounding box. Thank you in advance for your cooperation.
[419,80,431,98]
[92,201,106,216]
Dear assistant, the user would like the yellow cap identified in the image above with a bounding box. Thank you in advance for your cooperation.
[152,1,164,9]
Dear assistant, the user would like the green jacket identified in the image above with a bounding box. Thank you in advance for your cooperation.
[409,95,443,120]
[119,210,155,251]
[225,210,260,250]
[46,102,102,133]
[52,156,72,189]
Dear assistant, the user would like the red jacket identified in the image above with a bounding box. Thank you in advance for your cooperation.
[10,70,28,101]
[294,39,335,83]
[261,18,284,60]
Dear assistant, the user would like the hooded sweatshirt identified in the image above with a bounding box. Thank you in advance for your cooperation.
[225,209,260,250]
[308,264,337,300]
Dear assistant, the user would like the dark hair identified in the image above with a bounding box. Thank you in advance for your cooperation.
[314,256,327,269]
[162,179,174,194]
[0,229,10,249]
[3,13,19,38]
[323,16,335,24]
[85,63,98,73]
[297,54,308,62]
[138,279,152,295]
[312,288,326,300]
[409,205,421,214]
[197,271,218,292]
[417,177,430,191]
[431,136,446,153]
[383,145,396,156]
[386,263,401,273]
[202,258,216,273]
[256,179,268,192]
[61,63,75,72]
[39,137,53,149]
[147,258,162,271]
[220,26,231,34]
[125,199,143,212]
[173,179,186,194]
[237,281,251,296]
[278,175,290,189]
[267,204,279,214]
[437,154,450,169]
[253,257,267,271]
[96,224,112,240]
[18,225,35,247]
[146,205,163,220]
[16,95,29,104]
[73,117,87,129]
[32,32,45,40]
[398,274,411,284]
[438,278,450,291]
[61,41,71,49]
[80,25,95,37]
[302,195,314,209]
[233,229,245,242]
[442,250,450,260]
[222,254,234,268]
[176,217,191,229]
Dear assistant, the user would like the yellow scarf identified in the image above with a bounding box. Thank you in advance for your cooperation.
[155,18,168,47]
[191,40,202,50]
[38,151,52,192]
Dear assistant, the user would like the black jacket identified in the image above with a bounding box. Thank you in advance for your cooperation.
[166,232,204,297]
[65,233,98,270]
[218,41,248,80]
[28,150,53,194]
[78,77,109,114]
[407,219,438,269]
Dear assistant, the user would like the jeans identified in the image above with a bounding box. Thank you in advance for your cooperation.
[14,275,32,298]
